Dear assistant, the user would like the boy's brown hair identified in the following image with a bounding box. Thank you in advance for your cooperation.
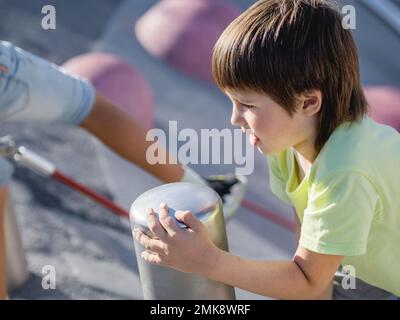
[212,0,368,152]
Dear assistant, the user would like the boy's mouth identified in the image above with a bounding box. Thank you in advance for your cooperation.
[241,127,260,146]
[249,132,260,146]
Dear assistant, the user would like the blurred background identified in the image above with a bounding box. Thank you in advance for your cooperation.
[0,0,399,299]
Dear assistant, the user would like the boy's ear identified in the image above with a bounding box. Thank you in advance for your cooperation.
[299,90,322,116]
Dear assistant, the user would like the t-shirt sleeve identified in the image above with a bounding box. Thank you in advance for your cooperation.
[267,154,291,205]
[300,171,378,256]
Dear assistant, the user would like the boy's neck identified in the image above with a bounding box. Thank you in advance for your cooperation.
[293,131,318,165]
[293,139,316,182]
[293,145,316,165]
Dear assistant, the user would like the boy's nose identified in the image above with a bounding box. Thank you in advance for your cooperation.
[230,104,246,127]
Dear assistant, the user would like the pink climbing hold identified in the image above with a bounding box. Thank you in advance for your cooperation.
[62,53,154,130]
[365,86,400,132]
[135,0,240,84]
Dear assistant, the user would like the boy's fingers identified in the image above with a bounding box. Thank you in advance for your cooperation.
[175,210,201,231]
[158,202,179,236]
[133,229,165,254]
[141,250,163,265]
[146,208,167,239]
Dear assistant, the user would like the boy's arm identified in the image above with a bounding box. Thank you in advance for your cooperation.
[206,244,342,300]
[293,208,301,246]
[79,92,184,183]
[292,207,333,300]
[137,206,342,300]
[0,185,7,300]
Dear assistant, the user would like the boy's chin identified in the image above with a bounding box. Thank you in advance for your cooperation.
[255,143,268,155]
[257,143,282,156]
[256,146,266,155]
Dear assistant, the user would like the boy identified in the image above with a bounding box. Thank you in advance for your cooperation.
[0,41,245,299]
[134,0,400,299]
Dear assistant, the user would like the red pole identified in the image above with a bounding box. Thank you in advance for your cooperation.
[241,198,295,232]
[53,170,294,231]
[12,145,294,231]
[52,170,130,219]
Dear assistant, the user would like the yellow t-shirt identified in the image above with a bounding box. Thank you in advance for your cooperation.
[267,116,400,296]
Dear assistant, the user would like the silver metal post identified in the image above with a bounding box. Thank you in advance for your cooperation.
[130,182,236,300]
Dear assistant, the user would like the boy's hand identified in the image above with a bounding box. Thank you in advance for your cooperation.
[133,202,220,276]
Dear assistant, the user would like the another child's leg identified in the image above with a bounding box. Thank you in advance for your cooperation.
[0,159,15,300]
[0,40,199,185]
[0,158,28,299]
[0,185,7,300]
[79,92,186,184]
[0,40,245,216]
[3,189,29,293]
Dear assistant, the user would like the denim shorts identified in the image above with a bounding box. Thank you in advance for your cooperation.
[0,40,95,186]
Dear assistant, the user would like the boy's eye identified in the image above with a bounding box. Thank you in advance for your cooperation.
[241,103,255,109]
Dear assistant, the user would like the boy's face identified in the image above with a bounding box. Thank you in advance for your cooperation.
[226,89,316,156]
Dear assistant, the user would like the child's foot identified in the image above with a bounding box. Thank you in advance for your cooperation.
[203,174,247,221]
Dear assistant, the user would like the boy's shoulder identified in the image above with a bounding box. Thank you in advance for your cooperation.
[311,116,400,181]
[267,116,400,185]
